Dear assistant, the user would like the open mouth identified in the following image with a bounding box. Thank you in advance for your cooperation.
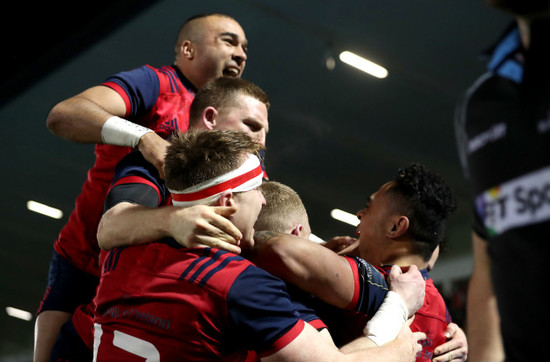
[223,67,240,77]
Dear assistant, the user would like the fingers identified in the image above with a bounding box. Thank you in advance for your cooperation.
[208,206,242,241]
[433,323,468,362]
[412,331,426,355]
[389,264,403,277]
[433,346,468,362]
[213,205,238,217]
[192,235,242,254]
[443,322,458,339]
[173,205,243,251]
[335,239,359,255]
[413,331,426,342]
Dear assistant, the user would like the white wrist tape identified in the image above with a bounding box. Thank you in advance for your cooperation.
[364,291,408,346]
[101,116,153,148]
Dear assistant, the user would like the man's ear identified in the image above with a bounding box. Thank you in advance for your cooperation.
[387,215,409,239]
[290,224,303,237]
[201,107,218,130]
[216,190,235,207]
[181,40,194,59]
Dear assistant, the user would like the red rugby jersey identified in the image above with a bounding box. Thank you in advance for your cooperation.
[53,65,195,277]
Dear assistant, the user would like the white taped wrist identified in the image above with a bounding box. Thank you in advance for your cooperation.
[364,291,408,346]
[101,116,153,148]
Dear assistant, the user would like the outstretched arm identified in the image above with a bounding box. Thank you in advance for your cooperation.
[262,320,424,362]
[340,318,425,361]
[251,231,356,308]
[97,202,242,253]
[251,231,425,315]
[97,169,242,253]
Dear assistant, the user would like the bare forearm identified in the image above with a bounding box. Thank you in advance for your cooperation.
[339,335,377,354]
[467,233,504,361]
[97,203,174,250]
[467,270,504,360]
[251,231,313,281]
[252,231,355,308]
[340,333,421,362]
[46,86,126,143]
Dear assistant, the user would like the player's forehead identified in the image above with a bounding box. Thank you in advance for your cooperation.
[220,95,268,126]
[201,15,246,38]
[362,181,395,213]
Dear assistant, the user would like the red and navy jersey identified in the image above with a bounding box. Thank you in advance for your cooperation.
[309,257,451,361]
[355,263,450,362]
[105,149,171,210]
[410,276,452,361]
[53,65,195,277]
[93,245,308,360]
[67,149,177,351]
[301,256,388,348]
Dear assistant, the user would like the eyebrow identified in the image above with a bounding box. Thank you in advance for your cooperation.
[244,116,269,133]
[220,32,248,49]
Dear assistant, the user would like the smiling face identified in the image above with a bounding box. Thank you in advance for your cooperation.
[179,15,248,88]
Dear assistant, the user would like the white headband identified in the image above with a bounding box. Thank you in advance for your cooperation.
[169,154,263,207]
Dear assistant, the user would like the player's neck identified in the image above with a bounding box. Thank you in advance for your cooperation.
[372,244,427,270]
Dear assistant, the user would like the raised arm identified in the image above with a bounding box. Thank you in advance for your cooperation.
[46,86,126,143]
[46,85,169,178]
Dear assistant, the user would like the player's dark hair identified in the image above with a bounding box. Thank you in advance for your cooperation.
[174,13,238,59]
[387,163,457,261]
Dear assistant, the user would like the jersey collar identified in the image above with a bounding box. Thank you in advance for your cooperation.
[172,65,197,94]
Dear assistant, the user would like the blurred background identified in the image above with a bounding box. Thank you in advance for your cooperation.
[0,0,509,359]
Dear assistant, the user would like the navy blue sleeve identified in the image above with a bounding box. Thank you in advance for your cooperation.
[105,65,160,119]
[349,256,389,317]
[104,150,167,211]
[284,283,323,326]
[226,265,303,352]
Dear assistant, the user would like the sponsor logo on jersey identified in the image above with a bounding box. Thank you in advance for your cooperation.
[476,165,550,236]
[155,118,179,138]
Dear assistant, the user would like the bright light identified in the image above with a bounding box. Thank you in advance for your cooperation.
[6,307,33,321]
[27,200,63,219]
[330,208,360,227]
[339,51,388,79]
[309,233,325,244]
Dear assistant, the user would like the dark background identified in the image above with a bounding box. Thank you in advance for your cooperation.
[0,0,509,359]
